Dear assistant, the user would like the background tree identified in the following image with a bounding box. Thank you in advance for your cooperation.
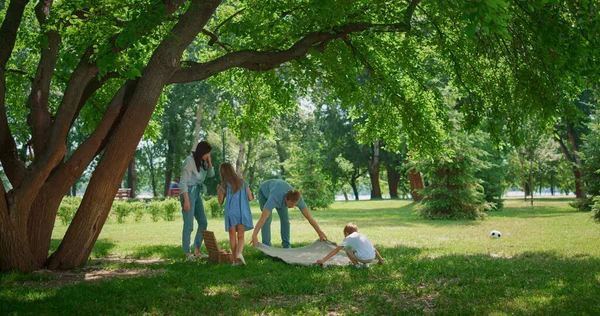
[578,109,600,212]
[555,91,596,199]
[415,113,495,220]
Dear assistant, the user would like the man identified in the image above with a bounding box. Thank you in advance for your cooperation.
[251,179,327,248]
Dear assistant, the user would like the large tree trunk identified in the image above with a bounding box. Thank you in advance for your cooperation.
[529,155,534,206]
[191,100,203,152]
[127,158,137,198]
[163,125,176,196]
[71,181,77,197]
[573,169,584,198]
[519,154,527,201]
[556,134,585,198]
[275,139,287,178]
[386,165,400,199]
[146,146,157,198]
[368,140,382,199]
[350,172,360,201]
[408,169,424,202]
[0,214,37,272]
[242,139,253,179]
[236,140,245,175]
[45,1,218,271]
[0,178,37,272]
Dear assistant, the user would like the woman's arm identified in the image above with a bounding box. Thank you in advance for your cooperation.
[217,184,226,205]
[180,161,192,211]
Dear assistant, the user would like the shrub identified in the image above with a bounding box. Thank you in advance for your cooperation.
[58,204,77,226]
[592,196,600,221]
[129,201,147,222]
[569,198,594,212]
[414,126,494,220]
[161,198,180,221]
[147,201,163,222]
[57,197,82,225]
[205,197,224,218]
[112,201,132,224]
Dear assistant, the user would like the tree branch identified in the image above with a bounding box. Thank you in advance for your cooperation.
[27,0,60,156]
[45,81,133,193]
[0,0,29,188]
[69,72,121,131]
[214,8,245,33]
[404,0,421,26]
[0,0,29,67]
[170,22,410,84]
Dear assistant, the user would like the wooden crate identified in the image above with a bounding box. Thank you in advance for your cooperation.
[201,230,233,264]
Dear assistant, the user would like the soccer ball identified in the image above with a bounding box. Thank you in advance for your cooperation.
[489,230,502,238]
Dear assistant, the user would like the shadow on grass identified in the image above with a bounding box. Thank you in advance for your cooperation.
[3,244,598,315]
[129,245,182,259]
[50,239,117,258]
[488,206,578,219]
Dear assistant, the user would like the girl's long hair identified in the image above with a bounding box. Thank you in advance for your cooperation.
[220,162,242,193]
[193,141,212,171]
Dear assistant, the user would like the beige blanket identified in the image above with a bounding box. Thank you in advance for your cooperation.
[256,240,351,266]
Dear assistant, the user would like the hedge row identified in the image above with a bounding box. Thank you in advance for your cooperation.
[57,196,224,225]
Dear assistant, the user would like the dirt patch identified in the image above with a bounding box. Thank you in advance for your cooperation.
[21,263,165,289]
[93,257,167,264]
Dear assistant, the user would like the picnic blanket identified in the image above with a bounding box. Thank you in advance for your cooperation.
[256,240,351,267]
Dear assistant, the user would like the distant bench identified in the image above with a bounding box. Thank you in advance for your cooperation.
[115,188,131,199]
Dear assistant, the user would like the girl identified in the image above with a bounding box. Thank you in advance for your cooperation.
[180,141,214,260]
[217,162,253,265]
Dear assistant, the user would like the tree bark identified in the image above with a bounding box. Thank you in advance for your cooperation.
[529,154,534,206]
[191,100,203,151]
[275,139,286,178]
[236,140,245,175]
[164,126,175,196]
[46,0,220,270]
[519,154,527,201]
[408,169,424,202]
[350,170,360,200]
[145,144,157,198]
[556,134,585,198]
[386,165,400,199]
[368,140,382,199]
[127,157,137,198]
[243,139,253,179]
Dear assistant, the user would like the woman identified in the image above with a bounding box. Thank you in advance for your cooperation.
[180,141,214,260]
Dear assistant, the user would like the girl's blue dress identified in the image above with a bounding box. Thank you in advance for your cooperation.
[224,180,254,231]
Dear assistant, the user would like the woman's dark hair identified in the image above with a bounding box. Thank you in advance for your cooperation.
[193,141,212,171]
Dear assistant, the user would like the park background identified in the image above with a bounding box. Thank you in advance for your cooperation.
[1,0,600,314]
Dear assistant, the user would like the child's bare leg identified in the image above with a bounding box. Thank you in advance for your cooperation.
[344,248,359,265]
[228,226,237,257]
[236,225,246,256]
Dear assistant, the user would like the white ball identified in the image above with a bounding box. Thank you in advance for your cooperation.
[489,230,502,238]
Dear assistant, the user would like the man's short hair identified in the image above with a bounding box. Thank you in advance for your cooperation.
[285,190,301,204]
[344,222,358,235]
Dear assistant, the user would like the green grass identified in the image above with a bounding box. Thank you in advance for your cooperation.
[2,198,599,315]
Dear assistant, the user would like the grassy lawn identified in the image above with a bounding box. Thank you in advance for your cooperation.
[1,198,599,315]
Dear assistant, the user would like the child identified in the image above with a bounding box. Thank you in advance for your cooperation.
[217,162,254,266]
[317,222,384,268]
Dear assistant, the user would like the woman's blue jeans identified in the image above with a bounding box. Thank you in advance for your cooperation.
[180,185,208,253]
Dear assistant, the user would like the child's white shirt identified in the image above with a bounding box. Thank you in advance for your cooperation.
[340,232,375,260]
